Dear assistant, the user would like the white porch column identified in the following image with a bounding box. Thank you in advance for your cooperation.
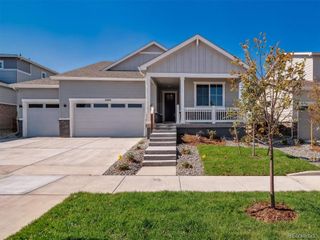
[180,77,185,123]
[146,75,151,124]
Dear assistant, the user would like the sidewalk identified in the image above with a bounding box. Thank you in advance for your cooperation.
[0,175,319,239]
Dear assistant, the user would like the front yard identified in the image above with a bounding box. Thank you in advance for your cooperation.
[9,192,320,240]
[198,145,320,176]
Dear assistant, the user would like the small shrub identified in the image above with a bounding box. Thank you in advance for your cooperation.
[117,154,123,161]
[118,163,130,171]
[241,135,252,145]
[181,148,191,155]
[293,138,305,146]
[181,161,193,169]
[207,130,217,140]
[126,152,135,162]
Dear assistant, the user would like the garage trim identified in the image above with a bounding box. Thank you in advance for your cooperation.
[22,99,59,137]
[69,98,146,137]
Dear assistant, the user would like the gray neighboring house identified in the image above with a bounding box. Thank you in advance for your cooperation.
[9,35,319,140]
[0,54,57,134]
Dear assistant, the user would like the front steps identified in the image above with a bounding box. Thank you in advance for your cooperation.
[143,124,177,166]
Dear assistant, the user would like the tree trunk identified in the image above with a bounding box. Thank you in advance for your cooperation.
[252,123,256,156]
[269,133,276,208]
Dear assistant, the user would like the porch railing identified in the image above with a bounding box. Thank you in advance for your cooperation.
[179,106,240,123]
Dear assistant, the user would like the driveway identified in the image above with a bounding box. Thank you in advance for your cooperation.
[0,137,141,175]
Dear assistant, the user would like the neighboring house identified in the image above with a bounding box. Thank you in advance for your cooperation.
[10,35,318,140]
[292,52,320,140]
[0,54,58,134]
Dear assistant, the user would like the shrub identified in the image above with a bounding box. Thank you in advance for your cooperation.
[207,130,217,140]
[181,148,191,155]
[126,152,135,162]
[181,161,193,169]
[241,135,252,145]
[280,138,289,145]
[293,138,305,146]
[118,163,130,171]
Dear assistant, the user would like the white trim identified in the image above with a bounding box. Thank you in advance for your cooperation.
[147,72,238,78]
[0,60,3,69]
[69,98,145,137]
[103,41,167,71]
[12,84,59,89]
[59,118,70,121]
[162,91,177,122]
[51,76,144,81]
[21,99,59,137]
[151,79,158,111]
[140,34,248,70]
[139,51,163,55]
[0,82,13,89]
[193,81,225,107]
[180,77,185,123]
[0,101,16,106]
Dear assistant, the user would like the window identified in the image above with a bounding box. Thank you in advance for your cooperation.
[128,104,142,108]
[111,103,125,108]
[45,104,59,108]
[0,60,3,69]
[94,103,108,108]
[76,103,91,108]
[41,72,47,79]
[29,104,43,108]
[196,83,224,107]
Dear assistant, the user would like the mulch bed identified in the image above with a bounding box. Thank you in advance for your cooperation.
[104,139,148,175]
[181,134,226,146]
[246,202,298,223]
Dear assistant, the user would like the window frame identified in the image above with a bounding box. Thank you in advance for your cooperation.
[41,71,47,79]
[194,82,225,107]
[0,60,4,69]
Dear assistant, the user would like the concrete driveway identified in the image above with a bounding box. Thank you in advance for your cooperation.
[0,137,141,176]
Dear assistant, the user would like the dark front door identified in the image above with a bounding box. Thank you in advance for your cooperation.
[164,92,176,122]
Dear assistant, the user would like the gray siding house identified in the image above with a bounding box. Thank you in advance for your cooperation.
[0,54,57,134]
[10,35,319,140]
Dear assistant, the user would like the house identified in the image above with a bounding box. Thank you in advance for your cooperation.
[10,35,245,138]
[292,52,320,140]
[0,54,57,134]
[9,35,318,140]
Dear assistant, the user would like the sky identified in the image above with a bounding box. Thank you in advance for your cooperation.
[1,0,320,73]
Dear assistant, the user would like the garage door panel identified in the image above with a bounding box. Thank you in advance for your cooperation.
[74,104,145,137]
[27,108,59,137]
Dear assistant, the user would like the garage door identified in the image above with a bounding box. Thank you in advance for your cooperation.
[27,103,59,137]
[73,102,145,137]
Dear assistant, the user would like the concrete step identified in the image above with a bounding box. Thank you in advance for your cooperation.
[153,129,176,133]
[143,160,177,166]
[149,141,176,146]
[144,154,176,160]
[145,146,176,154]
[150,137,176,142]
[151,133,176,138]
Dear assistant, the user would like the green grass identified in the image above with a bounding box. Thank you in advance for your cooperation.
[198,145,320,176]
[9,192,320,240]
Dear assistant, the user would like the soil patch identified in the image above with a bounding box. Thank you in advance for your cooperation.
[246,201,298,223]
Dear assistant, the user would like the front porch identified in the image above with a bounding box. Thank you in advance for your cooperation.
[146,74,241,129]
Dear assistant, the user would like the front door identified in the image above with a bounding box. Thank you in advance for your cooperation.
[164,92,176,122]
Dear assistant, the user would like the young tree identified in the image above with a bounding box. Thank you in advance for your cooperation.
[308,83,320,145]
[233,33,305,208]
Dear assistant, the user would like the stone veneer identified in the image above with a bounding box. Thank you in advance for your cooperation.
[59,120,70,137]
[0,103,17,133]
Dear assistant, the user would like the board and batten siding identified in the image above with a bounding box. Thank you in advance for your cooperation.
[293,55,313,81]
[148,41,242,73]
[0,85,16,105]
[110,45,165,71]
[184,78,239,108]
[16,88,59,118]
[59,80,145,118]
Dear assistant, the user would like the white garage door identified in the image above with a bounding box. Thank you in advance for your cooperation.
[73,102,145,137]
[27,103,60,137]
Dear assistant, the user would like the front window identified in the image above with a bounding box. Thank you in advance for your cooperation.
[41,72,47,78]
[0,60,4,69]
[196,83,224,107]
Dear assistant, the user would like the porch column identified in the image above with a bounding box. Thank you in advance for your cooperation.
[180,77,185,123]
[146,75,151,124]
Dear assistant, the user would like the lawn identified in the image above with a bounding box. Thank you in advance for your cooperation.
[9,192,320,240]
[198,145,320,176]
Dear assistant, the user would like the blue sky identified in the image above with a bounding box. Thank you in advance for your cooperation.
[1,0,319,73]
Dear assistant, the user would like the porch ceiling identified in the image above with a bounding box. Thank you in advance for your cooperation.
[153,77,179,88]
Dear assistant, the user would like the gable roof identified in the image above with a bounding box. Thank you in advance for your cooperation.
[51,61,144,80]
[103,41,167,71]
[139,34,248,70]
